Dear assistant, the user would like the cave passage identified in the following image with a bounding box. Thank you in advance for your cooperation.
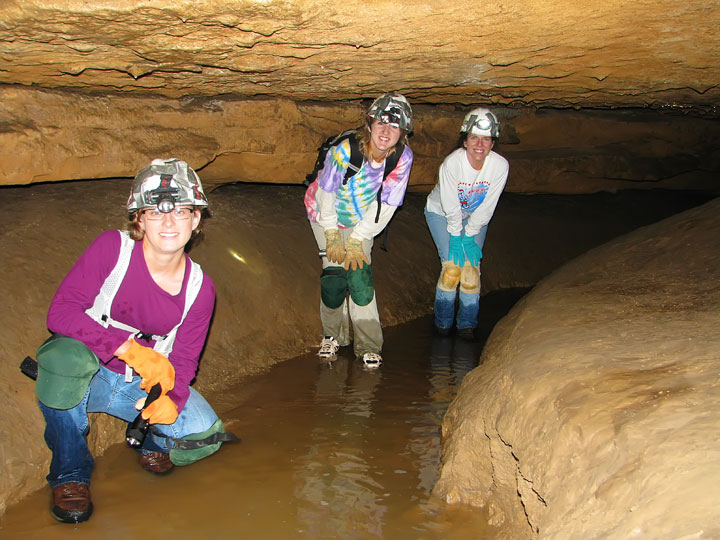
[0,295,526,539]
[0,183,714,538]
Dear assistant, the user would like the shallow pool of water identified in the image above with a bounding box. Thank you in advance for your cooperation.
[1,291,528,539]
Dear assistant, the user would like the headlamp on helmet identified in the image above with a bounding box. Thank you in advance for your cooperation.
[367,92,413,133]
[460,108,500,139]
[127,158,208,214]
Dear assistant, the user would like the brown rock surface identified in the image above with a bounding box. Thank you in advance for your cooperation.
[434,198,720,538]
[1,1,719,533]
[2,86,719,193]
[1,1,719,191]
[0,177,710,521]
[2,0,717,109]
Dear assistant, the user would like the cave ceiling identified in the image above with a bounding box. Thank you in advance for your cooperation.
[1,0,719,189]
[2,0,718,113]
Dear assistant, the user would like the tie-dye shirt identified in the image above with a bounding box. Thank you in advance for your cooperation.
[305,137,414,228]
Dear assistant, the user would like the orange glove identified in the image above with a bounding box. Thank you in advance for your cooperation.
[118,340,175,395]
[343,237,369,271]
[137,394,179,425]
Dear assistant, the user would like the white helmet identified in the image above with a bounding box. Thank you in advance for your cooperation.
[367,92,413,132]
[460,108,500,138]
[127,158,208,213]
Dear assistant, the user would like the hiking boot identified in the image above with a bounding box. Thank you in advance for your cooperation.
[139,451,175,475]
[457,327,476,341]
[360,352,382,369]
[50,482,93,524]
[433,324,452,337]
[318,336,340,360]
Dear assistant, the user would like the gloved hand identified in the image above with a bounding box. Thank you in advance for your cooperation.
[136,394,179,425]
[118,340,175,395]
[462,234,483,266]
[343,237,370,271]
[324,229,345,264]
[448,234,465,266]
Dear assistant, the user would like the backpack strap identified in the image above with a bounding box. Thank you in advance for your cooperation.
[342,132,363,185]
[383,142,404,179]
[305,129,359,187]
[373,141,405,223]
[85,231,135,329]
[84,230,205,355]
[153,260,204,356]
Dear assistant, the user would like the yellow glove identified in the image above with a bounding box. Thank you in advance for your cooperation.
[137,394,179,425]
[343,237,370,271]
[324,229,345,264]
[118,340,175,395]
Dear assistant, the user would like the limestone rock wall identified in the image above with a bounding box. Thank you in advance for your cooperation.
[2,87,719,194]
[434,198,720,538]
[1,0,720,193]
[2,1,718,111]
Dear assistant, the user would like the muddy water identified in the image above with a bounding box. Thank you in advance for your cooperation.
[0,291,526,539]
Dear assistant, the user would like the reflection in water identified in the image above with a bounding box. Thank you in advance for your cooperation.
[1,290,526,539]
[291,320,492,539]
[429,336,477,423]
[295,355,384,538]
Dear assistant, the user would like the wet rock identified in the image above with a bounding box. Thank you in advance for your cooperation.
[435,198,720,538]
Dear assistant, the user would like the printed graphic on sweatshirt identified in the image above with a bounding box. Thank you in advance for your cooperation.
[458,180,489,214]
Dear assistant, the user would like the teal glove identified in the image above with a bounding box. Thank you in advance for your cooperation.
[462,235,483,266]
[448,234,465,266]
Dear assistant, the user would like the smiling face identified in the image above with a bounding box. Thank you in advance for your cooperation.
[139,206,200,257]
[368,119,402,161]
[463,133,495,170]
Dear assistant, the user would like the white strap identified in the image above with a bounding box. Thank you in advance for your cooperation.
[85,231,134,328]
[153,260,204,356]
[85,230,205,359]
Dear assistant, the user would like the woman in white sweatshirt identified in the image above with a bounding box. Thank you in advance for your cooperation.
[424,107,509,339]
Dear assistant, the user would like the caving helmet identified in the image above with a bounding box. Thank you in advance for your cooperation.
[460,107,500,139]
[367,92,413,133]
[127,158,208,213]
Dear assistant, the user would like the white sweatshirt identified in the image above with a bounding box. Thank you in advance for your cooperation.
[425,148,509,237]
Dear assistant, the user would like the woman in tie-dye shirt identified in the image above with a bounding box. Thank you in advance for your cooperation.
[304,92,414,368]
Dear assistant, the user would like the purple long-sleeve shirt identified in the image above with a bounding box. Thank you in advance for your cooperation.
[46,230,216,411]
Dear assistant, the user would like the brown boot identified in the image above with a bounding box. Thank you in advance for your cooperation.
[138,451,174,475]
[51,482,93,524]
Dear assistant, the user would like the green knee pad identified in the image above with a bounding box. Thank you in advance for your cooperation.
[347,264,375,306]
[167,418,238,466]
[321,266,348,309]
[36,334,99,410]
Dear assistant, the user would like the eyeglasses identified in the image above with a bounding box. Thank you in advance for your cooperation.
[143,207,194,221]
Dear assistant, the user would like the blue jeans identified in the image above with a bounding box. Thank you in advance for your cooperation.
[424,208,487,330]
[39,364,218,487]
